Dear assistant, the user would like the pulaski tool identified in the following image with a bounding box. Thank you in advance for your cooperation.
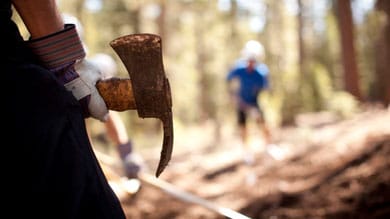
[95,33,173,177]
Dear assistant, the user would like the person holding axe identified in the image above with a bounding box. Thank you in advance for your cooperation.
[3,0,126,218]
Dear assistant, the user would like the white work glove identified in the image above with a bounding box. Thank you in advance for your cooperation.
[28,24,108,122]
[64,60,109,122]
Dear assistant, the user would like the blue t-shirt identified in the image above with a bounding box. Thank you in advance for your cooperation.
[226,60,269,106]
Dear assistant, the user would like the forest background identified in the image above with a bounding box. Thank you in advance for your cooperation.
[12,0,390,157]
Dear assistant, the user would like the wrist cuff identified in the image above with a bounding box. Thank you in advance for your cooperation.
[118,141,133,161]
[28,24,86,69]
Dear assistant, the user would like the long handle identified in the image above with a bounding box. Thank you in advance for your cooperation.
[96,78,137,111]
[139,173,252,219]
[94,149,251,219]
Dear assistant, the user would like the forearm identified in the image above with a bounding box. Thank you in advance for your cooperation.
[12,0,64,39]
[105,112,129,145]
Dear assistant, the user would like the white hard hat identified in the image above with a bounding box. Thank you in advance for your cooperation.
[241,40,265,62]
[89,53,118,79]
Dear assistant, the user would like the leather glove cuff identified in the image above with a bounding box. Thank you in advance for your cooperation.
[118,141,133,161]
[27,24,86,69]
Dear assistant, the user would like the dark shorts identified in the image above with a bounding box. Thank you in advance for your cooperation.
[237,105,265,126]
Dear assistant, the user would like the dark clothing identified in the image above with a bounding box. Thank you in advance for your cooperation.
[3,2,125,218]
[237,106,264,126]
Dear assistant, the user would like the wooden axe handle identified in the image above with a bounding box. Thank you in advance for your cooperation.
[96,78,137,111]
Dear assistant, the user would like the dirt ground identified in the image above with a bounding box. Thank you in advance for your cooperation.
[100,106,390,219]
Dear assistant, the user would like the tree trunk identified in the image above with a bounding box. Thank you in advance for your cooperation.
[374,0,390,105]
[336,0,362,101]
[298,0,306,76]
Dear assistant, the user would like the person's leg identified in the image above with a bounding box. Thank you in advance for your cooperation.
[238,109,255,164]
[238,109,247,145]
[255,108,286,160]
[260,122,271,144]
[256,109,272,145]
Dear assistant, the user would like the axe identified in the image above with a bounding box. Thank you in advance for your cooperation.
[95,33,173,177]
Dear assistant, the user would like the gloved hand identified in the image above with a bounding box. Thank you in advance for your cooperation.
[28,24,109,122]
[63,59,109,121]
[118,141,145,179]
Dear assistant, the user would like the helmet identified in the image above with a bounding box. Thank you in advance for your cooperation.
[89,53,118,79]
[240,40,265,62]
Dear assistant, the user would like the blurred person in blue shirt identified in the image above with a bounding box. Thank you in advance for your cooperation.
[226,40,272,164]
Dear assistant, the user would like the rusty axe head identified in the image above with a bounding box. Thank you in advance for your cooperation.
[109,34,173,177]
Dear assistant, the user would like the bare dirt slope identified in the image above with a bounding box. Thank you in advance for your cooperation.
[101,107,390,219]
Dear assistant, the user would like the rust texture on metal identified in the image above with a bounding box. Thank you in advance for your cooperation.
[110,34,173,177]
[96,78,136,111]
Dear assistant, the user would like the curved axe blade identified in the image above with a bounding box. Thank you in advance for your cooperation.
[110,34,173,177]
